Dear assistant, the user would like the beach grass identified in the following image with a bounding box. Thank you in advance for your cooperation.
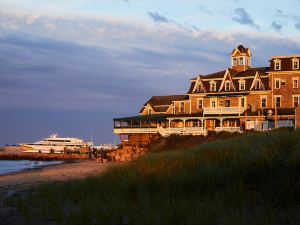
[9,128,300,225]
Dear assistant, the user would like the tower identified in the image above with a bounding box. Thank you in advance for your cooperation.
[231,45,251,72]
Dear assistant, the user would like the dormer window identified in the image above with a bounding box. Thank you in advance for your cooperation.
[232,57,237,66]
[148,108,152,115]
[292,58,299,70]
[239,57,244,65]
[239,80,246,90]
[225,81,230,91]
[274,59,281,70]
[255,80,260,90]
[210,81,216,91]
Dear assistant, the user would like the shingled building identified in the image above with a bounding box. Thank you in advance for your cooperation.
[114,45,300,147]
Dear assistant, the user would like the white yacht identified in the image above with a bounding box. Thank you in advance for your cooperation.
[19,133,94,153]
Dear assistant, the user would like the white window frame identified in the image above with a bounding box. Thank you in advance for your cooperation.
[275,78,281,89]
[232,57,237,66]
[210,81,216,92]
[225,80,230,91]
[210,98,217,108]
[274,59,281,70]
[172,102,176,114]
[274,95,281,108]
[148,108,153,115]
[292,58,299,70]
[239,80,246,91]
[292,95,300,107]
[239,57,244,65]
[293,77,299,89]
[179,102,185,113]
[197,99,203,110]
[260,96,267,108]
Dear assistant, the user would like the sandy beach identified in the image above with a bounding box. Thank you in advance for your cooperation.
[0,160,113,193]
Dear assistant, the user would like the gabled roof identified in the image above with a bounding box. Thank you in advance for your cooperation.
[233,67,269,78]
[231,45,250,55]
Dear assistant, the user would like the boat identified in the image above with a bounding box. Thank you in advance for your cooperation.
[19,133,94,153]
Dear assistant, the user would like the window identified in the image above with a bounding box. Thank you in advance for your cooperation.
[247,58,250,66]
[232,57,237,66]
[275,96,281,108]
[210,81,216,91]
[225,81,230,91]
[179,102,185,113]
[241,98,245,108]
[172,102,175,114]
[293,96,300,107]
[293,78,299,88]
[197,99,203,110]
[255,80,260,90]
[211,99,216,108]
[261,97,267,108]
[275,79,281,89]
[292,59,299,70]
[148,108,152,115]
[239,57,244,65]
[239,80,245,90]
[281,79,286,86]
[225,100,231,107]
[196,84,202,92]
[219,100,223,107]
[274,59,281,70]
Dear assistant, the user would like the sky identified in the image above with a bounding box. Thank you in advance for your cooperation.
[0,0,300,145]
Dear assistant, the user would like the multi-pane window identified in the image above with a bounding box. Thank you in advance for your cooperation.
[225,81,230,91]
[180,102,185,112]
[293,78,299,88]
[293,96,300,107]
[293,59,299,70]
[239,81,245,90]
[261,97,267,108]
[197,99,203,110]
[274,60,281,70]
[172,102,176,114]
[275,96,281,108]
[275,79,281,89]
[211,100,216,108]
[239,57,244,65]
[210,82,216,91]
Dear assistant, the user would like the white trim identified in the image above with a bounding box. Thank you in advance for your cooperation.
[197,98,204,110]
[292,58,299,70]
[274,78,281,89]
[260,95,268,108]
[179,101,185,113]
[218,69,236,92]
[225,80,231,91]
[274,95,282,108]
[292,77,299,88]
[239,79,246,90]
[250,72,265,90]
[210,80,217,91]
[273,59,281,70]
[210,98,217,108]
[292,95,300,107]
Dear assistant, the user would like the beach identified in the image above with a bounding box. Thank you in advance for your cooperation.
[0,160,112,193]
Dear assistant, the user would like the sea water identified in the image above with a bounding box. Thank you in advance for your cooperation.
[0,160,63,175]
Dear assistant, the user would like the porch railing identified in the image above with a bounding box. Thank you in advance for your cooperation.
[215,127,241,133]
[203,107,246,115]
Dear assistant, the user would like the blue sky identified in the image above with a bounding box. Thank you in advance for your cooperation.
[0,0,300,145]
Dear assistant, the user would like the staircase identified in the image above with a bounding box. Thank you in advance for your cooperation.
[157,126,169,137]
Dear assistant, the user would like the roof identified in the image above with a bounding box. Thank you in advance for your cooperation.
[233,67,269,78]
[202,70,226,79]
[113,114,174,122]
[269,57,300,72]
[231,45,250,55]
[143,95,188,106]
[243,108,296,116]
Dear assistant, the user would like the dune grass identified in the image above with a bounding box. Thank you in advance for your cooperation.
[10,129,300,225]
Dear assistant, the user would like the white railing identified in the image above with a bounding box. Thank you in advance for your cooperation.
[215,127,241,133]
[114,127,207,136]
[113,127,158,134]
[203,107,246,115]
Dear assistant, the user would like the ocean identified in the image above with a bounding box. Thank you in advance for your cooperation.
[0,160,63,175]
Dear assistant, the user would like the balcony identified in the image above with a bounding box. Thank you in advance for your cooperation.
[203,107,246,115]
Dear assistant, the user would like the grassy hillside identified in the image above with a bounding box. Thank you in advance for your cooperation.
[10,129,300,225]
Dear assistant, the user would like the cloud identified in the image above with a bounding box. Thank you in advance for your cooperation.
[271,21,282,33]
[198,5,212,15]
[147,11,169,23]
[232,8,259,29]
